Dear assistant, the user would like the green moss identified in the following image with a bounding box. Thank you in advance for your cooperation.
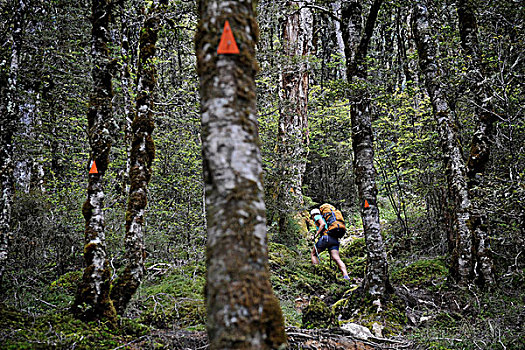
[332,287,407,336]
[341,237,366,257]
[50,270,83,294]
[136,263,207,329]
[262,294,288,348]
[302,296,337,329]
[0,307,143,349]
[391,258,448,288]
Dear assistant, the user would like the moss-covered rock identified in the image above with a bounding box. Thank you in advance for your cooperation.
[341,237,366,258]
[302,296,337,329]
[50,270,83,294]
[391,257,448,288]
[140,298,206,330]
[333,287,407,336]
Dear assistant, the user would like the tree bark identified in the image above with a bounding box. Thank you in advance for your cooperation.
[72,0,117,326]
[277,0,313,237]
[457,0,496,286]
[342,0,391,298]
[331,1,347,80]
[111,0,163,316]
[0,0,25,286]
[195,0,287,348]
[412,1,473,283]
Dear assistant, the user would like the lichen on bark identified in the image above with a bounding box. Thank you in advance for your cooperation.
[71,0,116,327]
[412,1,476,284]
[196,1,287,348]
[111,0,164,316]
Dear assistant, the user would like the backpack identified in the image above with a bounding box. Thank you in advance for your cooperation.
[319,203,346,239]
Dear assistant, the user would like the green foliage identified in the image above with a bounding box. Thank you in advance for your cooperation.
[411,290,525,350]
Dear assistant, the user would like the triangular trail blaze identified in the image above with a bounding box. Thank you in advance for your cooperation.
[364,199,370,208]
[217,20,240,54]
[89,160,98,174]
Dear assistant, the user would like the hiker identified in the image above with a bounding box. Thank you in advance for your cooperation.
[310,208,350,280]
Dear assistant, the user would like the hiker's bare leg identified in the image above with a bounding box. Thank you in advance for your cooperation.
[311,247,319,265]
[330,249,348,277]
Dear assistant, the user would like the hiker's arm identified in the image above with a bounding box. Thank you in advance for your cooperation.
[315,218,326,237]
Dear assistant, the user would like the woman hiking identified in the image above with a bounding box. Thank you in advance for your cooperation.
[310,208,350,281]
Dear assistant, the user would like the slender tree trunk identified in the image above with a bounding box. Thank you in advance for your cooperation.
[457,0,496,286]
[412,1,473,283]
[342,0,391,298]
[277,0,313,237]
[331,1,347,80]
[119,1,135,198]
[0,0,25,286]
[72,0,117,326]
[196,1,287,348]
[111,0,163,315]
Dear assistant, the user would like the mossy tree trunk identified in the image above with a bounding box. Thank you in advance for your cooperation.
[117,0,135,198]
[277,0,313,238]
[342,0,391,298]
[0,0,25,286]
[111,0,164,316]
[195,0,287,348]
[72,0,117,327]
[412,1,473,284]
[457,0,496,286]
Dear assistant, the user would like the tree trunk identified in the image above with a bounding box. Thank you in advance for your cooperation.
[412,1,473,283]
[111,0,163,316]
[72,0,117,327]
[118,1,135,198]
[457,0,496,286]
[331,1,347,80]
[277,0,313,237]
[0,0,25,286]
[195,0,287,348]
[342,0,391,298]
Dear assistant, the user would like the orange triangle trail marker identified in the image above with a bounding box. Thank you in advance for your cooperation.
[89,160,98,174]
[364,199,370,209]
[217,20,240,54]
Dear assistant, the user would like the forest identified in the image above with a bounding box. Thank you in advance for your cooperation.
[0,0,523,349]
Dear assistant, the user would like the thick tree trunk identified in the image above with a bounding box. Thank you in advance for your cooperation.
[457,0,496,286]
[196,1,287,348]
[111,1,162,315]
[412,1,473,283]
[277,0,313,237]
[342,0,390,298]
[72,0,117,326]
[0,0,25,285]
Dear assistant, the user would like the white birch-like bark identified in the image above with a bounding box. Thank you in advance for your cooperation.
[0,0,25,285]
[72,0,116,326]
[412,1,473,283]
[111,0,162,315]
[278,0,313,210]
[196,0,287,348]
[342,0,390,298]
[332,1,347,80]
[457,0,496,286]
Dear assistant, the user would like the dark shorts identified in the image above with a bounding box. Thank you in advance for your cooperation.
[315,235,340,252]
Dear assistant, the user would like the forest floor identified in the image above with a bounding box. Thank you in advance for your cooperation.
[0,223,523,349]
